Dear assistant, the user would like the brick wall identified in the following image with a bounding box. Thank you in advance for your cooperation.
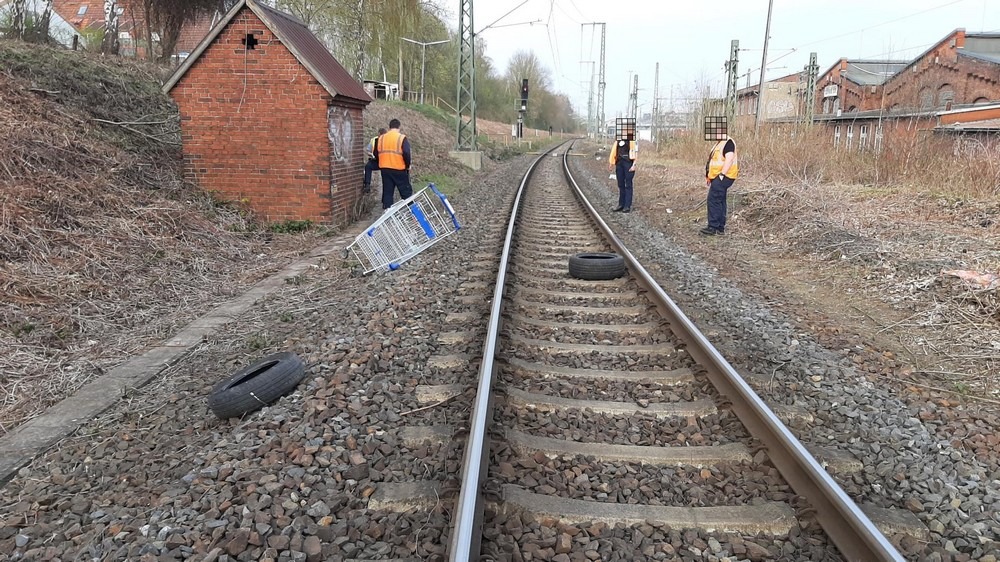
[816,31,1000,116]
[170,8,362,225]
[884,34,1000,110]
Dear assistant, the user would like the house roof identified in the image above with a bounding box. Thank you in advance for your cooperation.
[842,60,908,86]
[959,33,1000,65]
[935,117,1000,132]
[818,58,908,87]
[50,0,100,31]
[162,0,371,104]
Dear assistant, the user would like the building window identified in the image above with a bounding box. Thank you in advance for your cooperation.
[834,125,841,147]
[874,124,884,153]
[77,5,88,15]
[859,125,868,151]
[919,87,934,109]
[938,84,955,108]
[846,125,854,150]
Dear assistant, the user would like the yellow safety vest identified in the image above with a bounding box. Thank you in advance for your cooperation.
[608,140,637,165]
[707,136,738,180]
[377,130,407,170]
[366,136,378,159]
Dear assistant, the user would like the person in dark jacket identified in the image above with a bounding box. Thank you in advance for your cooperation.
[372,119,413,210]
[363,128,387,194]
[607,132,638,212]
[702,130,739,235]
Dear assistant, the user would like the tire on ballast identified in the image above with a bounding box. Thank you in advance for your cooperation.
[568,252,626,281]
[207,351,306,419]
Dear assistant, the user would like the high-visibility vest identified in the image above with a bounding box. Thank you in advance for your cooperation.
[707,136,738,180]
[608,140,637,165]
[377,130,407,170]
[366,136,378,159]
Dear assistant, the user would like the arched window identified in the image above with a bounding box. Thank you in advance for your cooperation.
[919,87,934,109]
[974,97,991,105]
[937,84,955,108]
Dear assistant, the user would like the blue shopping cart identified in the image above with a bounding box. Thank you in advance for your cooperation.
[347,184,461,274]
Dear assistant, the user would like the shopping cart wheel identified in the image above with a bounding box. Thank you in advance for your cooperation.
[207,352,306,419]
[568,252,626,281]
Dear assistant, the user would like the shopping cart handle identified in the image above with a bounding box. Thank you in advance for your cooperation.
[428,183,461,231]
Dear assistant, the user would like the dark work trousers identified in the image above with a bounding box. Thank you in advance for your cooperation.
[380,168,413,209]
[363,158,378,188]
[615,159,635,209]
[706,175,735,232]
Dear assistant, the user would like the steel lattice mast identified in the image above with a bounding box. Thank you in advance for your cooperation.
[455,0,476,150]
[597,23,606,138]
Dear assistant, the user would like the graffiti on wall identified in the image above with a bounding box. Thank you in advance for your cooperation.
[328,107,354,164]
[327,107,354,198]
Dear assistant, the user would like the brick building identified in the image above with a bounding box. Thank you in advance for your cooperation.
[164,0,372,225]
[815,59,908,115]
[796,29,1000,151]
[735,72,805,126]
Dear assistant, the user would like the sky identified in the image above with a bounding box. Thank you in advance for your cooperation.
[444,0,1000,121]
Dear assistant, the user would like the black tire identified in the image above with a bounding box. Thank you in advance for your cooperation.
[568,252,626,280]
[208,352,306,419]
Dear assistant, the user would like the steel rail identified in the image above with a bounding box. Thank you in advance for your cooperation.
[559,143,904,562]
[447,141,573,562]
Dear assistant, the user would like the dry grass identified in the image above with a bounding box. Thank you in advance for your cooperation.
[0,42,322,435]
[640,126,1000,400]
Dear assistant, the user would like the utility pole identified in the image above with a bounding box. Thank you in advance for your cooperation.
[581,61,595,137]
[804,51,819,125]
[402,37,449,104]
[652,62,660,145]
[725,40,739,123]
[754,0,774,133]
[628,75,638,120]
[582,22,606,138]
[455,0,476,150]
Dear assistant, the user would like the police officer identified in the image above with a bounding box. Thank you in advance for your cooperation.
[363,128,386,194]
[372,119,413,210]
[702,130,738,235]
[607,131,637,212]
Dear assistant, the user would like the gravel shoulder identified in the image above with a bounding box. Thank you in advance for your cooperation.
[1,139,997,561]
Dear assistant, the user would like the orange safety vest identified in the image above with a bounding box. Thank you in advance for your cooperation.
[706,136,739,180]
[377,129,407,170]
[608,140,637,165]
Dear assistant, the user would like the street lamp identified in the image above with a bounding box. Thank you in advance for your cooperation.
[401,37,449,104]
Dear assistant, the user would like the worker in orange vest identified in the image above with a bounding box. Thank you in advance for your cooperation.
[607,131,637,212]
[372,118,413,210]
[702,129,739,235]
[363,127,386,194]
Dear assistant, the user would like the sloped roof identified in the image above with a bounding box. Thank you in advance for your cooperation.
[162,0,371,104]
[960,33,1000,65]
[843,60,908,86]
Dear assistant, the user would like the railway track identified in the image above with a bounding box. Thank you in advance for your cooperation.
[377,142,906,561]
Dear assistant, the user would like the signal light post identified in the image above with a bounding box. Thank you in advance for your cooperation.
[518,78,528,138]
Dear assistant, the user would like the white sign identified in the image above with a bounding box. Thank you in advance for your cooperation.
[823,84,838,98]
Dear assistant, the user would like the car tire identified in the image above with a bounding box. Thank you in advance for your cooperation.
[207,352,306,419]
[568,252,626,280]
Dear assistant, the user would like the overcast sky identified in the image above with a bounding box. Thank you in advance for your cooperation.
[444,0,1000,120]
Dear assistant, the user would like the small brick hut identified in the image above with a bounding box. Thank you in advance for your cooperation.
[163,0,372,225]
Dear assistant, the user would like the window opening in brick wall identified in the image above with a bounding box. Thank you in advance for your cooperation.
[834,125,841,147]
[919,87,934,109]
[846,124,854,150]
[859,124,868,151]
[938,84,955,108]
[243,33,258,50]
[874,123,884,153]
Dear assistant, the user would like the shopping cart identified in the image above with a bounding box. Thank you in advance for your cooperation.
[347,183,461,274]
